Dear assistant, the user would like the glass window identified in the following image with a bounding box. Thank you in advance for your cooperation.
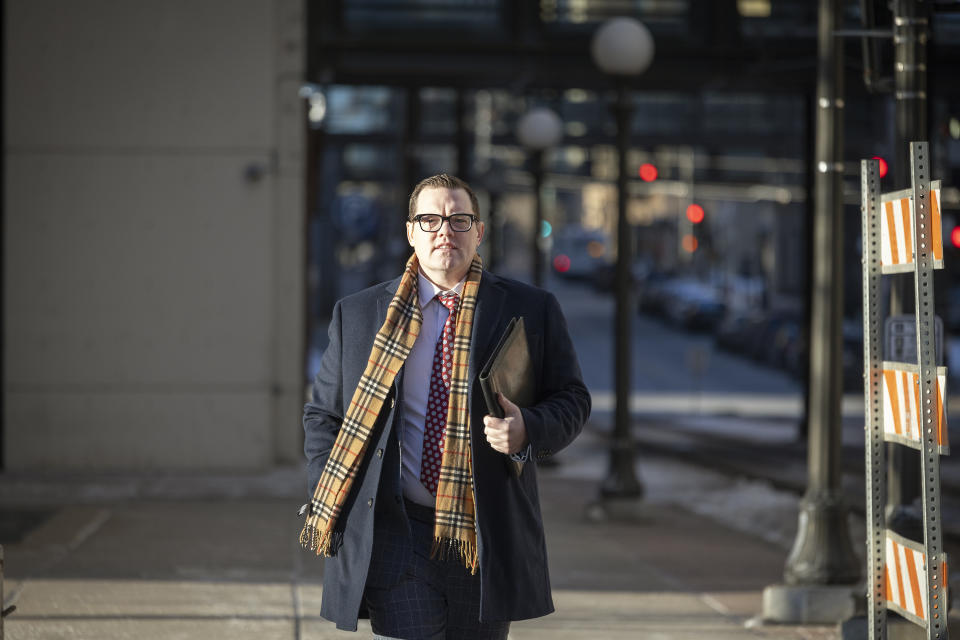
[325,86,401,135]
[344,0,501,31]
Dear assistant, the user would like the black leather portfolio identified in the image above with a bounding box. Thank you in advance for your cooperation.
[479,316,534,476]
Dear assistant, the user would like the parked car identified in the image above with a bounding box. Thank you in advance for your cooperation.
[714,311,765,354]
[745,311,800,363]
[714,308,862,389]
[660,279,727,332]
[635,273,665,317]
[591,258,651,293]
[551,226,611,281]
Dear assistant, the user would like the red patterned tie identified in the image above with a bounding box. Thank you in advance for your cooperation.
[420,291,460,496]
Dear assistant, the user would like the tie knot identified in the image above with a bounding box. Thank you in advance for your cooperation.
[437,291,459,312]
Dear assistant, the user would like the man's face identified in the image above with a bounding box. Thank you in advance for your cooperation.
[407,187,484,288]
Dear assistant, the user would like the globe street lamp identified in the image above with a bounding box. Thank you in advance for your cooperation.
[591,17,654,503]
[517,107,564,287]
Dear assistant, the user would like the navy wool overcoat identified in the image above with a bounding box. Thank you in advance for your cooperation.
[303,270,591,631]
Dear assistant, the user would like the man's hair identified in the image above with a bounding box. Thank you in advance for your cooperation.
[407,174,479,221]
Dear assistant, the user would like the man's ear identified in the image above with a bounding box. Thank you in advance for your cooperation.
[406,221,415,246]
[475,221,485,245]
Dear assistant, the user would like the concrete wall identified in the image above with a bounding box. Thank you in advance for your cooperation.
[4,0,306,470]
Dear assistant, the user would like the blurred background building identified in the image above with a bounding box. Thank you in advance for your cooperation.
[4,0,960,472]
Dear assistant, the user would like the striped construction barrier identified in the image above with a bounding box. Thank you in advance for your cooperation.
[881,362,949,454]
[862,146,950,639]
[885,531,949,628]
[881,183,943,273]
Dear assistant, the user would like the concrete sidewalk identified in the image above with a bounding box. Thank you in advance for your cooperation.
[0,427,867,639]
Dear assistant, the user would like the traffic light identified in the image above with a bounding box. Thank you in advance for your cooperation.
[944,214,960,249]
[686,203,705,224]
[681,203,705,254]
[943,215,960,279]
[638,163,658,182]
[871,156,889,179]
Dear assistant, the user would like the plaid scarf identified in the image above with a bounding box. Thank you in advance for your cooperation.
[299,253,483,573]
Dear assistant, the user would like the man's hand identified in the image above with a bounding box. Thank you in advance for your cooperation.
[483,393,529,455]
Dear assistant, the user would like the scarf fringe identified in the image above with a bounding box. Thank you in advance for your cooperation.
[299,523,343,557]
[431,536,478,575]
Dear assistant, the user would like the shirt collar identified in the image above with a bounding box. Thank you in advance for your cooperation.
[417,271,465,310]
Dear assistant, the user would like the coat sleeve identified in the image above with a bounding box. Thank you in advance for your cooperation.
[304,300,345,497]
[520,292,591,462]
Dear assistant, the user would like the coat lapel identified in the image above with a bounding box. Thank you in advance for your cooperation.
[469,272,507,380]
[375,280,397,327]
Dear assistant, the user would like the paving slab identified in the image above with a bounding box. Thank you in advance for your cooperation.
[10,579,294,618]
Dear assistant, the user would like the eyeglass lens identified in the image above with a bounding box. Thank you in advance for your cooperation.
[417,214,473,232]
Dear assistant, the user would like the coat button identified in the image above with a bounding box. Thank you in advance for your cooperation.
[367,498,374,508]
[377,448,383,458]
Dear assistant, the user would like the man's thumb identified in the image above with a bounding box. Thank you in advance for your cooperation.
[497,392,518,415]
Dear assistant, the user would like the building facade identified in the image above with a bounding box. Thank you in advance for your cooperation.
[4,0,307,470]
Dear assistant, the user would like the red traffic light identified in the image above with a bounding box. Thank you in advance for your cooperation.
[686,203,705,224]
[951,226,960,249]
[638,163,658,182]
[871,156,888,178]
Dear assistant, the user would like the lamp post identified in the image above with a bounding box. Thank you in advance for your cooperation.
[783,0,859,586]
[517,107,563,287]
[591,17,654,502]
[885,0,929,544]
[761,0,860,623]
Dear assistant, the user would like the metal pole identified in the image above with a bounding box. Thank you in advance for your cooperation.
[888,0,928,319]
[886,0,928,541]
[487,191,499,273]
[909,141,948,640]
[797,90,816,445]
[860,159,887,639]
[783,0,859,586]
[531,150,544,288]
[601,81,642,499]
[893,0,927,187]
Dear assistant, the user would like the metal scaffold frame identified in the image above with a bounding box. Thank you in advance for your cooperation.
[862,141,949,640]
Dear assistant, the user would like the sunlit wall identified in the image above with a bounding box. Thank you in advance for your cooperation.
[4,0,306,471]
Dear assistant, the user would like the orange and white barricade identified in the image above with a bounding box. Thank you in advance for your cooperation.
[885,532,949,628]
[861,143,950,640]
[880,182,943,273]
[881,363,949,454]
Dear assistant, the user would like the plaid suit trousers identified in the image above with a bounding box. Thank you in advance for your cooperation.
[364,499,510,640]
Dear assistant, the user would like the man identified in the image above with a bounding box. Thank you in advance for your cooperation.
[300,173,590,639]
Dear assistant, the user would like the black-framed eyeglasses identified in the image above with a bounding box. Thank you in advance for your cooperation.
[410,213,478,233]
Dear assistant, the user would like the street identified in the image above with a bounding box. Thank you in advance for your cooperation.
[543,272,801,406]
